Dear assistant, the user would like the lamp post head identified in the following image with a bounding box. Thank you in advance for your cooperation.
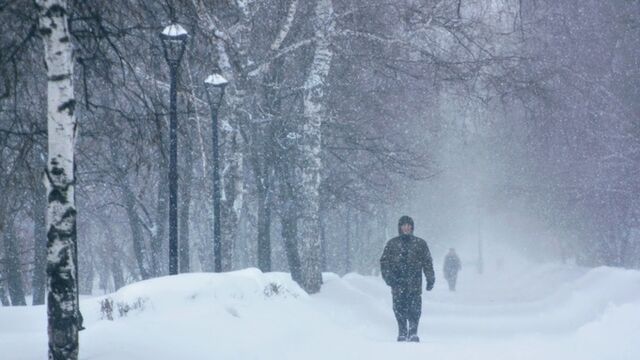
[160,24,188,67]
[204,73,229,110]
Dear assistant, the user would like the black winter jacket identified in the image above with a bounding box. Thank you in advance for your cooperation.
[380,234,435,291]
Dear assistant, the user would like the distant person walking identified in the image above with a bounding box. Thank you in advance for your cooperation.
[443,248,461,291]
[380,216,435,342]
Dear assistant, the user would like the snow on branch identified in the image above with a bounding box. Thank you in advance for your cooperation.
[161,24,188,37]
[270,0,299,51]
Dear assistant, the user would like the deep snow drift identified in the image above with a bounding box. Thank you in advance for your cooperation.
[1,261,639,360]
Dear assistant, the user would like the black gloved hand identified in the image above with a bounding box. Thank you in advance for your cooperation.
[426,282,434,291]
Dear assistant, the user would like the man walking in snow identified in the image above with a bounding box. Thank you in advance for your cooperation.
[380,215,435,342]
[443,248,462,291]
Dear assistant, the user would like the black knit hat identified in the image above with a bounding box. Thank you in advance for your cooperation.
[398,215,414,234]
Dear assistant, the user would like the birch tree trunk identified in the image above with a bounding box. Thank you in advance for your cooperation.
[217,41,244,272]
[297,0,334,294]
[36,0,80,358]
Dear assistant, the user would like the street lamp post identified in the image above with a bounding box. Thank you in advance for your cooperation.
[204,73,228,273]
[161,23,188,275]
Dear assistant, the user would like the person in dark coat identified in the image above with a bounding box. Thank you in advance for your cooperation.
[443,248,461,291]
[380,215,435,342]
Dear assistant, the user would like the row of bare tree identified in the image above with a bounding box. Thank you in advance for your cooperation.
[1,1,639,357]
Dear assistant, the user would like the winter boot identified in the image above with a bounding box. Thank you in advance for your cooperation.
[407,319,419,342]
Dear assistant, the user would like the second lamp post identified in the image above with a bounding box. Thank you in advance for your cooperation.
[161,23,188,275]
[204,73,228,273]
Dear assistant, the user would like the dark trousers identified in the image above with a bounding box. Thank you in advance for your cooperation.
[445,273,458,291]
[392,287,422,337]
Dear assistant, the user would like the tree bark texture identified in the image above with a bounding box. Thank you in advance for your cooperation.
[256,187,272,272]
[278,157,302,285]
[297,0,334,294]
[220,130,242,271]
[37,0,80,358]
[281,203,302,285]
[124,186,150,280]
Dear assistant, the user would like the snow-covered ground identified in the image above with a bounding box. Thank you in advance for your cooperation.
[2,260,639,360]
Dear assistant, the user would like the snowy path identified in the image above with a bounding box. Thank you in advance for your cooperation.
[1,263,639,360]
